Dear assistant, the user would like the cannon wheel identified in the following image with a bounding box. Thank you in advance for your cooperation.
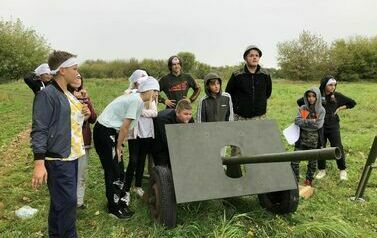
[258,188,299,214]
[148,166,177,228]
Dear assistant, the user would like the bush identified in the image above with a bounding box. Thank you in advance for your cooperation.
[0,19,50,82]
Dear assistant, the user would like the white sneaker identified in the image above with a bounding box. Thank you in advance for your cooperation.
[134,187,144,198]
[120,192,131,206]
[339,170,348,180]
[315,170,326,179]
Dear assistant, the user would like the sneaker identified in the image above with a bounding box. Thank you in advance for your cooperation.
[304,179,312,186]
[315,170,326,179]
[134,187,144,198]
[339,170,348,180]
[120,192,131,206]
[108,206,134,219]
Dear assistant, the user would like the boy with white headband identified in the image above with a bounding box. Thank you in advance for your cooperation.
[31,50,88,237]
[24,63,53,94]
[297,75,356,180]
[93,77,160,219]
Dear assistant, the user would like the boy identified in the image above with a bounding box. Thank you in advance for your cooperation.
[31,51,89,237]
[152,99,194,167]
[197,73,233,122]
[292,87,325,186]
[158,56,201,108]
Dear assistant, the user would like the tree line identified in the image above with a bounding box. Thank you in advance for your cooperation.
[1,19,376,82]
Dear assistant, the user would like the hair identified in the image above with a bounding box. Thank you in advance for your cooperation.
[167,55,182,71]
[176,99,192,112]
[48,50,77,71]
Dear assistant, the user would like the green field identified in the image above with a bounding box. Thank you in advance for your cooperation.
[0,79,376,237]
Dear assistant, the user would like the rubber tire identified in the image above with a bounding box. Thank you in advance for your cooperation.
[258,188,299,214]
[148,166,177,228]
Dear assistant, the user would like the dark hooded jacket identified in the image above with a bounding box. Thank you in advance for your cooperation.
[225,64,272,118]
[197,77,233,122]
[297,77,356,129]
[295,88,325,148]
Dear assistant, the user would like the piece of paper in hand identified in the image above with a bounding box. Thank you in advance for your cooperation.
[283,123,300,145]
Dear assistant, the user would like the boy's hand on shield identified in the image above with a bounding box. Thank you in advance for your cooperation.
[32,160,48,189]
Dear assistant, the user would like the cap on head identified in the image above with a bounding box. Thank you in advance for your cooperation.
[243,45,262,59]
[129,69,148,84]
[137,76,160,92]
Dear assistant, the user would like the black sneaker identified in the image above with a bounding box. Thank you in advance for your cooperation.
[108,206,134,219]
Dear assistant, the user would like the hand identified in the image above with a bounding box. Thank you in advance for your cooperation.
[82,104,91,120]
[116,145,123,162]
[32,160,47,189]
[80,89,88,98]
[165,99,176,108]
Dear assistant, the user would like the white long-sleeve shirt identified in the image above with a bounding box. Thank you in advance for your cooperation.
[128,100,158,139]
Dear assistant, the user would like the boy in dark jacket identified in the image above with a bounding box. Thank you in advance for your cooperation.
[292,88,325,186]
[297,75,356,180]
[197,73,233,122]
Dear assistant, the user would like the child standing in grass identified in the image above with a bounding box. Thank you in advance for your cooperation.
[292,87,325,186]
[197,72,233,123]
[93,78,159,219]
[68,74,97,208]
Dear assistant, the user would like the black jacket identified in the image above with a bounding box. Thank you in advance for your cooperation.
[152,109,194,165]
[225,65,272,118]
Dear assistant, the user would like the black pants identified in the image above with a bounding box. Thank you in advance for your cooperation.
[93,123,125,209]
[124,137,153,191]
[318,127,346,170]
[291,146,317,181]
[45,160,78,238]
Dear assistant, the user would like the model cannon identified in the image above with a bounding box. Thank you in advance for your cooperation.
[147,120,341,228]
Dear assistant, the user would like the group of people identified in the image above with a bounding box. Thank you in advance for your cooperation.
[26,44,355,237]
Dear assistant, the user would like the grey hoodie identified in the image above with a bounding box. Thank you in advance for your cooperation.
[295,87,325,131]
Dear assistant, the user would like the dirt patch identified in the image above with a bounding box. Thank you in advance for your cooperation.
[0,125,32,176]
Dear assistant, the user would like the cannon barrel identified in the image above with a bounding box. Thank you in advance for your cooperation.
[222,147,341,166]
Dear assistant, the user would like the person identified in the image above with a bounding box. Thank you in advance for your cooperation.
[24,63,53,94]
[124,76,158,205]
[298,75,356,180]
[68,74,97,208]
[197,72,234,123]
[93,77,160,219]
[292,88,325,186]
[124,69,148,94]
[158,55,201,108]
[225,45,272,121]
[152,99,194,167]
[31,50,89,237]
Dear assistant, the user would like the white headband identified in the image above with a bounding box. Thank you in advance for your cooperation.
[326,78,337,85]
[50,57,78,75]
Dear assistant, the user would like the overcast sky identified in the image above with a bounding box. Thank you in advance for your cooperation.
[1,0,377,68]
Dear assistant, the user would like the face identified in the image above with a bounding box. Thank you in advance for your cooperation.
[61,64,79,86]
[208,79,220,94]
[70,74,82,89]
[306,92,317,105]
[171,62,181,75]
[141,90,159,102]
[325,83,336,95]
[40,73,52,83]
[245,49,260,68]
[176,109,192,123]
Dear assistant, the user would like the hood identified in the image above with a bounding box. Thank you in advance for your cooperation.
[319,75,337,96]
[303,87,323,113]
[203,73,222,97]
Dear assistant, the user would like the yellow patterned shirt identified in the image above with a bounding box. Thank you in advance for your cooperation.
[46,91,85,161]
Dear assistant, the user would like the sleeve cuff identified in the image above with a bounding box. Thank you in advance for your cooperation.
[34,153,45,160]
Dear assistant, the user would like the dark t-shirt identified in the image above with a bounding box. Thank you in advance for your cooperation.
[159,73,197,105]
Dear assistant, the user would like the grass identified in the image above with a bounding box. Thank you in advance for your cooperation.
[0,78,377,237]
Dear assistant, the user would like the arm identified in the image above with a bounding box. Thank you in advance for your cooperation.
[227,94,234,121]
[225,73,236,95]
[116,118,132,162]
[266,74,272,99]
[196,97,206,123]
[188,76,201,103]
[157,77,176,107]
[30,91,52,188]
[335,92,356,114]
[141,101,158,118]
[24,72,40,94]
[86,98,97,123]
